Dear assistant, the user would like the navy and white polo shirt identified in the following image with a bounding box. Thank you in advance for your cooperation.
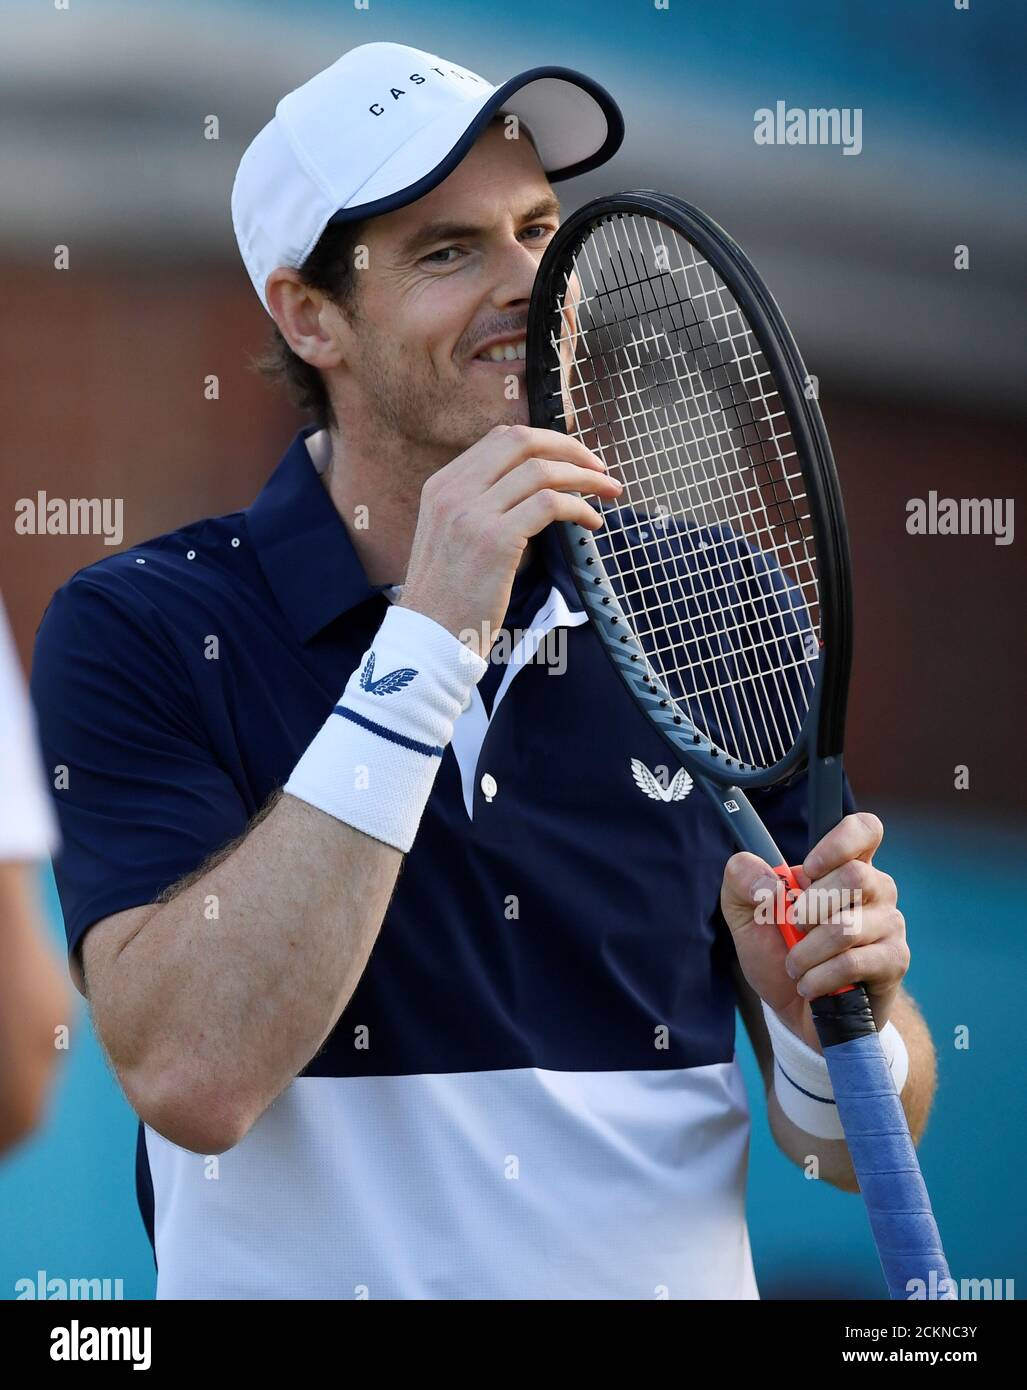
[32,425,848,1300]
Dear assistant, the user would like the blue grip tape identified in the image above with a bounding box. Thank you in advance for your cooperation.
[823,1032,954,1300]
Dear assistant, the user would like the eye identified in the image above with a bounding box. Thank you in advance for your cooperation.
[422,246,465,266]
[522,224,557,244]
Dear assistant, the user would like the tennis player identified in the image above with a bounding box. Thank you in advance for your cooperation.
[32,42,938,1299]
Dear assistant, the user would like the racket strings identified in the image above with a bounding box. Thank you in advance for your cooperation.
[550,212,820,769]
[577,216,809,767]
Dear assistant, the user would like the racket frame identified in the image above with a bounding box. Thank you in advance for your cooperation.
[526,191,854,844]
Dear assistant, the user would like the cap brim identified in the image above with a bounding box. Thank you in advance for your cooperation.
[329,64,623,226]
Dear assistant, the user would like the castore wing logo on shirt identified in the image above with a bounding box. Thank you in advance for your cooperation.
[630,758,694,803]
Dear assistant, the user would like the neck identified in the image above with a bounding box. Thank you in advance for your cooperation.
[318,427,533,587]
[313,423,438,585]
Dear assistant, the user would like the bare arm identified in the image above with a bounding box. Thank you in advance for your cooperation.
[733,959,937,1191]
[0,863,71,1153]
[81,792,402,1155]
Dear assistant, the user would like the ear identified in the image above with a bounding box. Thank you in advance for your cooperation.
[265,267,346,370]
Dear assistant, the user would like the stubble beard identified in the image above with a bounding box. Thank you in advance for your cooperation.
[354,320,528,479]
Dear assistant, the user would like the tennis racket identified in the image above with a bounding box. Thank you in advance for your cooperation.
[526,190,952,1300]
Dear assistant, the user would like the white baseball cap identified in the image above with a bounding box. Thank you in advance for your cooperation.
[231,41,624,314]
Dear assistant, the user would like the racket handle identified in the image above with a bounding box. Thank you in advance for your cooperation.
[769,864,804,949]
[813,991,954,1300]
[771,862,855,994]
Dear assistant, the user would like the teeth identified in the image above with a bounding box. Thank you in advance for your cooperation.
[476,339,526,363]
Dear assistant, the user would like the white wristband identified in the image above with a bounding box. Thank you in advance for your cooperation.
[761,1000,909,1140]
[285,604,488,852]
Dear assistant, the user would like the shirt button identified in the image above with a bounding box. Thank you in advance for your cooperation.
[480,773,498,803]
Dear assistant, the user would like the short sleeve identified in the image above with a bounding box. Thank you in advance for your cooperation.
[0,593,58,860]
[30,573,249,958]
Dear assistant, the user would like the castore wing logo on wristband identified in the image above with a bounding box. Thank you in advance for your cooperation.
[359,651,418,696]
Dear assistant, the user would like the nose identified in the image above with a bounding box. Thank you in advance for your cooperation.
[487,234,539,312]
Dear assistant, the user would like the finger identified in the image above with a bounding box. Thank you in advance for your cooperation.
[502,488,612,541]
[460,423,609,488]
[803,810,884,881]
[720,851,776,931]
[792,939,909,1001]
[785,904,899,978]
[792,859,897,916]
[489,456,623,512]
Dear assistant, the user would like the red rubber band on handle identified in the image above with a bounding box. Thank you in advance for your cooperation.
[771,864,855,995]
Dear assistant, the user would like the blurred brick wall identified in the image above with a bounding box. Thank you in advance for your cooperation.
[1,260,1023,812]
[0,260,299,663]
[825,393,1025,812]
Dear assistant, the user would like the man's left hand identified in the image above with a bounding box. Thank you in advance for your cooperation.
[720,811,910,1053]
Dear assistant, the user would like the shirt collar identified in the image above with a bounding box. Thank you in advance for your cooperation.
[247,426,584,644]
[247,426,380,643]
[537,513,585,614]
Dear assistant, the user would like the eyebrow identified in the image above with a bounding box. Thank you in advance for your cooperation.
[394,195,562,262]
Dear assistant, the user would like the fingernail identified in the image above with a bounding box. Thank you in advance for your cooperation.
[750,874,778,905]
[785,955,799,979]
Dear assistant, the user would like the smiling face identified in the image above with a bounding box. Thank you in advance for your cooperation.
[331,120,560,459]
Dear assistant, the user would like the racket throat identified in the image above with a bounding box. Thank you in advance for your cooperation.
[807,753,846,848]
[707,781,787,870]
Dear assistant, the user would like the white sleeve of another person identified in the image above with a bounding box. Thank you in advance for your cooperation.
[0,594,58,861]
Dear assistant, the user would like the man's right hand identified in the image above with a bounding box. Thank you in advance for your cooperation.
[398,424,621,659]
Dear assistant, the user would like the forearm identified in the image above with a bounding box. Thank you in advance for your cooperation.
[88,604,485,1152]
[0,865,71,1151]
[768,987,938,1191]
[94,793,402,1145]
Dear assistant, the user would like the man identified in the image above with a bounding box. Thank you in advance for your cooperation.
[32,42,934,1299]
